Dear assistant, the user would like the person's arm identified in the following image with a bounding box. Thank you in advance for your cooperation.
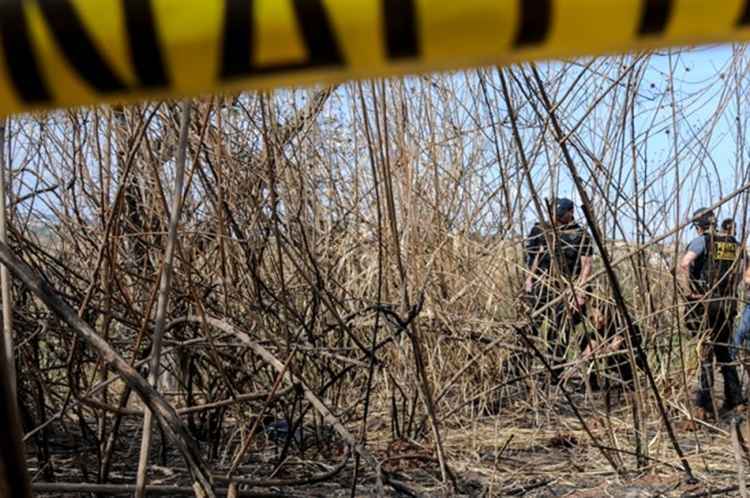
[574,255,592,306]
[576,255,592,287]
[525,253,541,292]
[677,251,699,299]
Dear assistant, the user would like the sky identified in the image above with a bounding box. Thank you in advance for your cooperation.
[534,44,750,244]
[5,42,750,249]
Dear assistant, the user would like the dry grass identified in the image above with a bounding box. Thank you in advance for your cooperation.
[8,53,750,496]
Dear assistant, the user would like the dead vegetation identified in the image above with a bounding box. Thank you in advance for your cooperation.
[3,48,750,497]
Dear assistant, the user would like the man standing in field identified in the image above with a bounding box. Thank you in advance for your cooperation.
[678,208,745,418]
[524,198,593,384]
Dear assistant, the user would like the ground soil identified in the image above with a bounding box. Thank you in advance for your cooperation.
[28,379,749,497]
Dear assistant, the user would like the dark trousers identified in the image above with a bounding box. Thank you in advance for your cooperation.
[585,347,636,391]
[527,285,586,381]
[688,299,743,409]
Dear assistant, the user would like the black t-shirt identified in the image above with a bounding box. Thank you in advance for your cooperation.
[525,221,593,280]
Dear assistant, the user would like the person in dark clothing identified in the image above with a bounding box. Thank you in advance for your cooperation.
[678,208,745,418]
[721,218,736,237]
[524,198,593,383]
[583,301,640,393]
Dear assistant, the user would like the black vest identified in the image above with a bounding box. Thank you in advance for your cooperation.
[689,232,740,297]
[527,222,588,280]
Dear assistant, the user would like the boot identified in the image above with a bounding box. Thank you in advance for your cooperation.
[720,365,746,412]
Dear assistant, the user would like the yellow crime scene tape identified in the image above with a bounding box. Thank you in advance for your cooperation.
[0,0,749,117]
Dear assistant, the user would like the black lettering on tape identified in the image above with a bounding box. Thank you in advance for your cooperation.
[0,0,51,103]
[221,0,252,80]
[123,0,168,88]
[514,0,551,47]
[36,0,128,93]
[220,0,344,80]
[739,0,750,25]
[383,0,418,59]
[0,0,167,105]
[638,0,671,35]
[292,0,344,66]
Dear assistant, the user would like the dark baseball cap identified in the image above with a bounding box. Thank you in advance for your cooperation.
[692,208,715,228]
[555,198,575,217]
[721,218,735,230]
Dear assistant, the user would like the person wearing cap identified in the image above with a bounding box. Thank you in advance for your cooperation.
[678,208,745,418]
[524,197,593,383]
